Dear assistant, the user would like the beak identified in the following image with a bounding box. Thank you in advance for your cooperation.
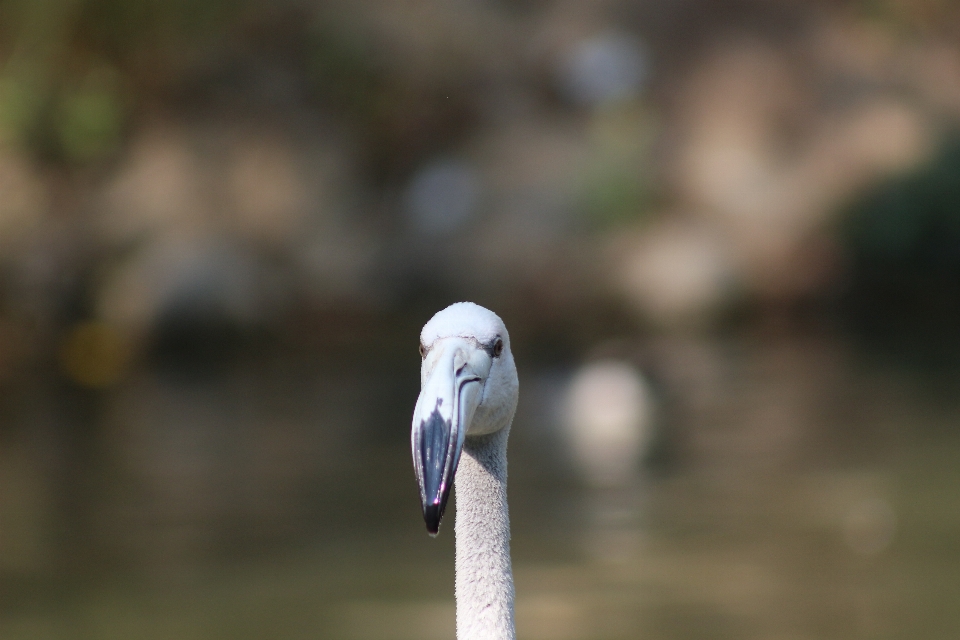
[412,338,492,536]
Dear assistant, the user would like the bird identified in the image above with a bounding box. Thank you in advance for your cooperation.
[411,302,520,640]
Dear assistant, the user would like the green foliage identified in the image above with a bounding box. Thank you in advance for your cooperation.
[55,68,124,162]
[305,19,384,122]
[844,136,960,265]
[841,135,960,357]
[578,103,658,231]
[0,71,45,146]
[0,0,252,163]
[580,165,650,230]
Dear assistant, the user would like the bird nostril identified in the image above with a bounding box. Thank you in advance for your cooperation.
[454,351,468,374]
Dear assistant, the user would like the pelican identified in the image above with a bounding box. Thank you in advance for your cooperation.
[411,302,519,640]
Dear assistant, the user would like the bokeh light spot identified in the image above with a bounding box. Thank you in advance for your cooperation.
[404,158,481,237]
[59,321,131,388]
[560,32,648,108]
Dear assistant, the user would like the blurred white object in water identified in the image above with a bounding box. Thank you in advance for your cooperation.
[404,158,481,237]
[564,360,655,486]
[559,32,648,108]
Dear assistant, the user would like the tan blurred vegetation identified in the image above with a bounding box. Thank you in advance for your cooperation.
[0,0,956,376]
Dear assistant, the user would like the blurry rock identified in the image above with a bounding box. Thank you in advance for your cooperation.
[670,42,813,295]
[611,219,735,328]
[670,38,932,302]
[832,99,929,177]
[404,157,481,237]
[909,43,960,114]
[100,127,206,243]
[559,31,648,108]
[674,41,801,218]
[228,135,309,246]
[563,359,655,486]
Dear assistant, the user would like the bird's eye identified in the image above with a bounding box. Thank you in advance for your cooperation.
[492,338,504,358]
[419,343,427,359]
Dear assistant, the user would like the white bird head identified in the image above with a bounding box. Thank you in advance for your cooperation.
[411,302,519,535]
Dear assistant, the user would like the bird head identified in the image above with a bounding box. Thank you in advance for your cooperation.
[411,302,519,536]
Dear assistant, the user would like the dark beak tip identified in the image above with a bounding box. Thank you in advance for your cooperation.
[423,504,443,536]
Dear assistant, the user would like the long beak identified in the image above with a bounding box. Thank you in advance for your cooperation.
[412,338,490,536]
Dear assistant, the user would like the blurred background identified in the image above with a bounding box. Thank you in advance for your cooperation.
[1,0,959,638]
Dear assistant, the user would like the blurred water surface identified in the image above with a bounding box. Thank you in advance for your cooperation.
[0,334,957,640]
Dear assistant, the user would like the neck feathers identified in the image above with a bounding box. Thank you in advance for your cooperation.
[454,429,516,640]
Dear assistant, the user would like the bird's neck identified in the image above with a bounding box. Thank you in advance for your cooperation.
[454,428,516,640]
